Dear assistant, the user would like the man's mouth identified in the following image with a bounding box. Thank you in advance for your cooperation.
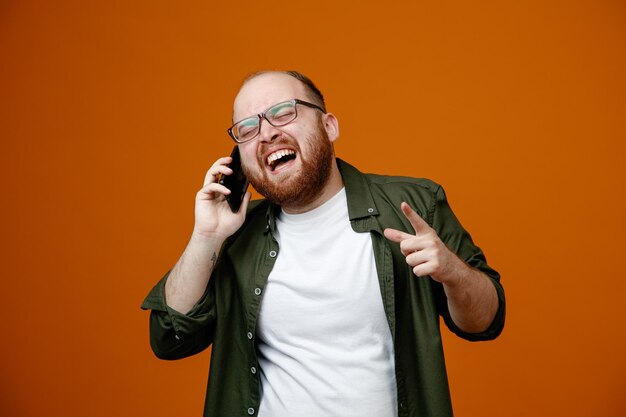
[266,149,297,172]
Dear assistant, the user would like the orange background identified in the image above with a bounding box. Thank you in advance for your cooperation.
[1,1,625,416]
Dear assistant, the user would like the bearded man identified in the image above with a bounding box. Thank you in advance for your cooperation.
[142,71,506,417]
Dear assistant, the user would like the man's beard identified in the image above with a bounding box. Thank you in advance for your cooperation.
[242,122,334,209]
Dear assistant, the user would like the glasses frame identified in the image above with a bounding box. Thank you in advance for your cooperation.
[227,99,325,143]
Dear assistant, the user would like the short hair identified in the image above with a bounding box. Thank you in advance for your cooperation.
[242,70,327,112]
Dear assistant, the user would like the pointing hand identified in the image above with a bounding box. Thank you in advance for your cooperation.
[383,202,461,285]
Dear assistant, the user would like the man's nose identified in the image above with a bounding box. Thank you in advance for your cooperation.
[258,117,281,143]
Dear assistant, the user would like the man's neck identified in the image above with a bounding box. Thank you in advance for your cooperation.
[281,160,344,215]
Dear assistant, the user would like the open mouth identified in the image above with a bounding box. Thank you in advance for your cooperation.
[266,149,297,172]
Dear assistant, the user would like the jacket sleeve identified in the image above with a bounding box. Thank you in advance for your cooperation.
[140,271,217,359]
[429,185,506,342]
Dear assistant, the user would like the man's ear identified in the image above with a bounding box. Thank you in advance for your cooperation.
[322,113,340,142]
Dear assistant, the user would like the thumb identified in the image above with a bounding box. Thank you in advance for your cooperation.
[383,227,415,243]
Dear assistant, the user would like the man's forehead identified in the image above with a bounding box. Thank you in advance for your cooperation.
[233,73,307,119]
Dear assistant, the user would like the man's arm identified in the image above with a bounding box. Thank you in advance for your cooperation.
[384,202,498,333]
[165,155,251,315]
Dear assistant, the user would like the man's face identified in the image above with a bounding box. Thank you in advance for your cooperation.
[232,73,338,208]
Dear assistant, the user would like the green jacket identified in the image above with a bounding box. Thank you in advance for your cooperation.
[142,159,506,417]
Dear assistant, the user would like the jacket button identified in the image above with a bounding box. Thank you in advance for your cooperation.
[248,407,255,415]
[269,250,277,258]
[247,332,253,340]
[254,287,262,296]
[251,366,257,374]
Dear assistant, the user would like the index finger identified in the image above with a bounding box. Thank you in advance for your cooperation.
[400,202,430,234]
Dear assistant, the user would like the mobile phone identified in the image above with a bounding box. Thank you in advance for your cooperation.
[219,146,249,213]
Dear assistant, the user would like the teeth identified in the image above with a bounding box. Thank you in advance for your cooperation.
[267,149,295,166]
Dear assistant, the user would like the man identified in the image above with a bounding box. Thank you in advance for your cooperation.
[142,71,505,417]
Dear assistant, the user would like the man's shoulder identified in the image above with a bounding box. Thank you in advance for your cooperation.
[337,158,441,195]
[338,159,444,218]
[362,174,443,219]
[363,171,441,194]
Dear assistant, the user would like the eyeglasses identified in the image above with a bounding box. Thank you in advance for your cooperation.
[227,99,325,143]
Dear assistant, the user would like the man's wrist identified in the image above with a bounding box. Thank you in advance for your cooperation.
[190,228,228,246]
[437,253,471,289]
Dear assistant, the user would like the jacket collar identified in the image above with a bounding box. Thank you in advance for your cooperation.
[336,158,379,220]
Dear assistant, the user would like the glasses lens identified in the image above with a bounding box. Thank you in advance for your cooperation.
[266,101,297,127]
[235,117,260,142]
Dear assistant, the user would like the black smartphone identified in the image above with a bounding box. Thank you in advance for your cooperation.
[219,146,249,213]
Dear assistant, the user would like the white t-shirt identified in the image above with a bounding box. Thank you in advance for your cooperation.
[257,188,397,417]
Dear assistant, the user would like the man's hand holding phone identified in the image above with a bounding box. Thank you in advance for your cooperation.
[193,147,251,241]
